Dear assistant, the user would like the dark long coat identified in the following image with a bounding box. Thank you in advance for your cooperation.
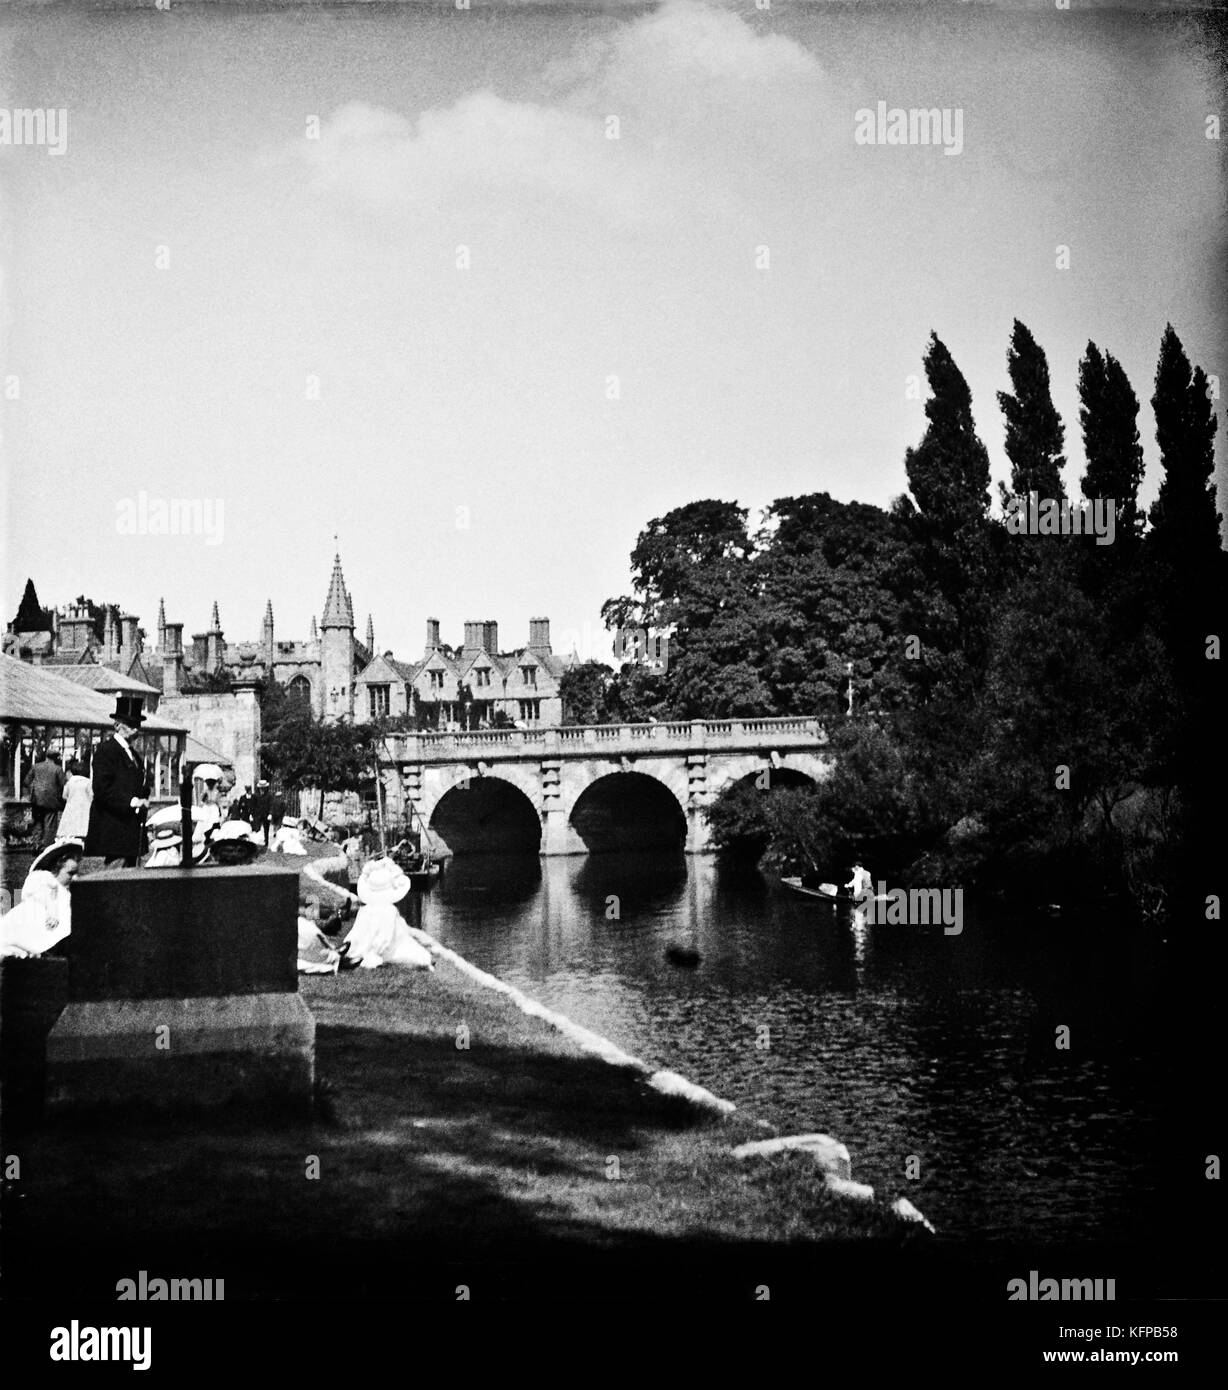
[84,736,150,861]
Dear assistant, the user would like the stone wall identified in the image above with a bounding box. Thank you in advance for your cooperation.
[159,688,261,788]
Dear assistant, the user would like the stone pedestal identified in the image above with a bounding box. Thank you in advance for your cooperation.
[45,865,314,1118]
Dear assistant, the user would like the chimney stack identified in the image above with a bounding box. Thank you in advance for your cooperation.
[425,617,441,654]
[462,621,484,655]
[162,622,184,695]
[528,617,551,653]
[483,620,498,654]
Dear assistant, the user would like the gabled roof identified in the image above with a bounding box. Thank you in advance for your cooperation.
[43,647,97,666]
[356,653,409,685]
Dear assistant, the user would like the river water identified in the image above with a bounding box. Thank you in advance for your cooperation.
[407,850,1174,1245]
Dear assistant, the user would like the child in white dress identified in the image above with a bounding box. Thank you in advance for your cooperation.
[344,859,434,971]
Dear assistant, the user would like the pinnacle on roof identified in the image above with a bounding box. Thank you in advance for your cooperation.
[210,600,221,631]
[264,599,274,624]
[321,554,354,629]
[365,614,375,651]
[310,615,318,639]
[157,597,166,630]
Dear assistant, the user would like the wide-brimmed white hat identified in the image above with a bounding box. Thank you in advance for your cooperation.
[212,819,261,844]
[356,857,411,905]
[29,838,85,875]
[194,763,224,782]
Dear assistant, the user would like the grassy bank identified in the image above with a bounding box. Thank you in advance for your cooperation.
[2,939,929,1301]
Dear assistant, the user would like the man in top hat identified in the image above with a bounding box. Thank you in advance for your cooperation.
[250,778,272,847]
[84,697,151,868]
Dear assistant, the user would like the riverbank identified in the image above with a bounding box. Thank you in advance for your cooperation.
[3,936,928,1301]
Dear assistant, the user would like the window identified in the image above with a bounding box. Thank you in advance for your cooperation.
[429,669,444,691]
[518,699,541,723]
[287,675,312,706]
[368,684,390,718]
[520,665,537,688]
[474,667,491,688]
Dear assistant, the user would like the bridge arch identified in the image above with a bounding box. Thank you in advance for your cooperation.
[427,769,542,855]
[703,751,832,800]
[565,769,688,853]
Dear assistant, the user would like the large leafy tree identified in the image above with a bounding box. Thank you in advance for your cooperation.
[604,500,770,718]
[559,661,615,725]
[758,493,909,715]
[997,319,1066,500]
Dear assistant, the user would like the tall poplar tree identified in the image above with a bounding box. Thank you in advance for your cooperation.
[1078,342,1146,547]
[901,333,994,693]
[1148,325,1221,578]
[998,319,1066,500]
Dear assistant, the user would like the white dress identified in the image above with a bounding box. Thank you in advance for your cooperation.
[344,902,434,970]
[58,775,93,838]
[0,869,72,957]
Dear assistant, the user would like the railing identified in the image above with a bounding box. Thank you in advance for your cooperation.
[382,716,826,761]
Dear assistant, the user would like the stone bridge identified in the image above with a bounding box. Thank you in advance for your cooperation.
[378,717,831,855]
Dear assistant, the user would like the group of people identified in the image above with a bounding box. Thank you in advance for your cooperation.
[296,857,434,974]
[6,696,436,975]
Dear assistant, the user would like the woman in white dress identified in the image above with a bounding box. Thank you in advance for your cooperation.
[0,839,83,957]
[344,858,434,970]
[57,759,93,839]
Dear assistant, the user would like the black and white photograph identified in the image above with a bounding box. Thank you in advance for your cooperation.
[0,0,1224,1369]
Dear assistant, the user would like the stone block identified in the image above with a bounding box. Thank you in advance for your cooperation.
[45,993,315,1119]
[731,1132,852,1180]
[67,865,300,1001]
[0,955,69,1126]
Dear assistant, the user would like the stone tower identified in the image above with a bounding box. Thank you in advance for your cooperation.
[320,553,355,722]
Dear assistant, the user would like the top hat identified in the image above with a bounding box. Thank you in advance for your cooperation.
[111,696,146,728]
[356,857,411,905]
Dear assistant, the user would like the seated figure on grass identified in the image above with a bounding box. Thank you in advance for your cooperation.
[344,859,434,971]
[297,891,347,974]
[1,839,83,958]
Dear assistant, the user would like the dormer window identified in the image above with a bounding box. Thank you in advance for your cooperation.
[428,669,445,691]
[474,667,491,688]
[520,666,537,688]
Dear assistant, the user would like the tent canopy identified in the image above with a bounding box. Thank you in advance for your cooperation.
[0,653,185,734]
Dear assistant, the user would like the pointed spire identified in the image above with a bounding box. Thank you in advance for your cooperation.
[157,597,166,632]
[264,599,274,625]
[321,553,354,629]
[210,600,221,632]
[365,614,375,651]
[310,615,318,640]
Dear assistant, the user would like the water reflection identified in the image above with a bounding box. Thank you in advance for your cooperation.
[420,851,1166,1243]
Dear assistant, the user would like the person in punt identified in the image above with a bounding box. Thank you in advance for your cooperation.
[344,858,434,971]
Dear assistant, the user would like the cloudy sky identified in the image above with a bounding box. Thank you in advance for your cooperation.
[1,0,1223,664]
